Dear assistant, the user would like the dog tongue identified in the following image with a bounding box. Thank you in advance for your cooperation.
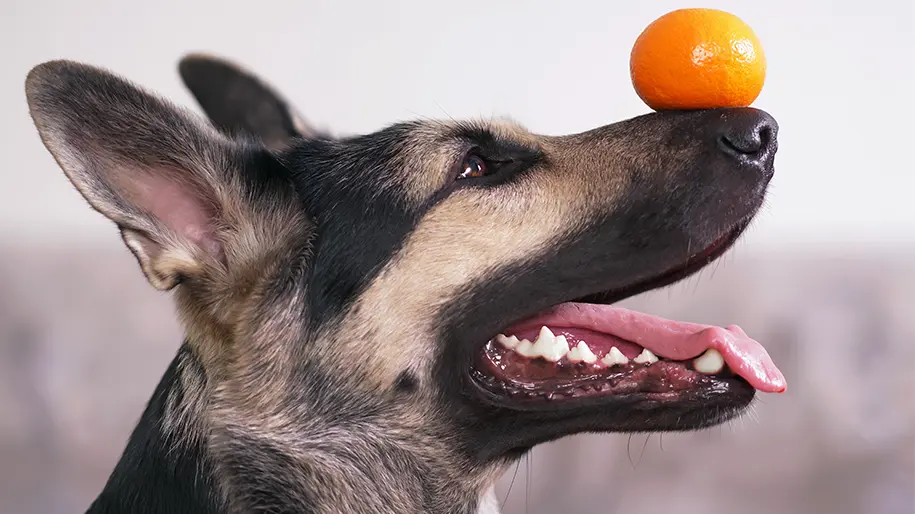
[510,303,787,393]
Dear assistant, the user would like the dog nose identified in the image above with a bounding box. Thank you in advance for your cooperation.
[717,108,778,167]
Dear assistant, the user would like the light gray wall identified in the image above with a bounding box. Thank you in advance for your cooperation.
[2,0,913,247]
[1,3,914,513]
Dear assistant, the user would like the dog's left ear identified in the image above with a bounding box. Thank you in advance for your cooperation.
[179,54,321,151]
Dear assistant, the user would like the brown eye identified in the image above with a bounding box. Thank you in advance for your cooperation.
[457,154,488,180]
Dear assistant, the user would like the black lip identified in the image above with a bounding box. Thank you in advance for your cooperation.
[470,372,753,414]
[459,373,756,463]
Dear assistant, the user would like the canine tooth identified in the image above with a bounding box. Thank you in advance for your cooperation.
[693,348,725,374]
[534,326,556,346]
[496,334,519,349]
[601,347,629,367]
[529,327,568,362]
[529,327,555,356]
[567,341,598,364]
[515,339,536,358]
[633,349,659,364]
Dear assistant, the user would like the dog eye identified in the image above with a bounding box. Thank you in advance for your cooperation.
[456,154,490,180]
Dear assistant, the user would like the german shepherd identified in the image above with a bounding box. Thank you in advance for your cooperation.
[24,55,786,514]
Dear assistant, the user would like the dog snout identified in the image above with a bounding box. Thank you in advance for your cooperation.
[716,108,778,174]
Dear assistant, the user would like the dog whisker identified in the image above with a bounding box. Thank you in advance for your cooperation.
[500,459,522,509]
[525,451,532,514]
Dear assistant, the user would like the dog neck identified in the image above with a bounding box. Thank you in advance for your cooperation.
[87,344,503,514]
[86,346,221,513]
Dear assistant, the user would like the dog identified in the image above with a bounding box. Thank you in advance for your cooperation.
[24,55,786,514]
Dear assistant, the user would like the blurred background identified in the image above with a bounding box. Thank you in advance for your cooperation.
[1,0,913,513]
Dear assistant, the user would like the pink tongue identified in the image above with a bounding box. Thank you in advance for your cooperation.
[507,303,787,393]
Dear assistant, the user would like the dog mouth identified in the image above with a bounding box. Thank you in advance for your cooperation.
[469,226,787,410]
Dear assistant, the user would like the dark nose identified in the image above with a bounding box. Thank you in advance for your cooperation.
[717,108,778,168]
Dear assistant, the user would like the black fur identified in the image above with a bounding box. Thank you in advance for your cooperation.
[179,55,330,147]
[285,125,432,324]
[433,109,773,461]
[285,123,545,325]
[87,347,221,514]
[25,58,779,514]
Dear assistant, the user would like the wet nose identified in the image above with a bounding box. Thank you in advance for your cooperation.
[717,108,778,170]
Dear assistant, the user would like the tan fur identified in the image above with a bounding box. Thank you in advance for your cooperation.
[332,119,637,391]
[26,57,772,514]
[161,117,645,511]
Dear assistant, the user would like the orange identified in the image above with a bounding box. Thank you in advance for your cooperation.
[630,8,766,110]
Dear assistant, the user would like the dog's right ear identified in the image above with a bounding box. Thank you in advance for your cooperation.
[178,54,321,151]
[26,60,299,291]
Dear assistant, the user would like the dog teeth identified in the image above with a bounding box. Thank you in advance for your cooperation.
[632,348,659,365]
[549,336,572,362]
[600,346,629,367]
[693,348,724,374]
[503,327,571,362]
[496,334,520,349]
[529,326,570,362]
[515,339,537,357]
[567,341,598,364]
[503,334,723,374]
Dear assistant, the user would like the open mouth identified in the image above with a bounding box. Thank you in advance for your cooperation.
[470,226,787,409]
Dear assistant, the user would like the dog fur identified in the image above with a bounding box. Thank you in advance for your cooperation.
[24,55,777,514]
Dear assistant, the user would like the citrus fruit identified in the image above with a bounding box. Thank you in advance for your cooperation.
[630,8,766,110]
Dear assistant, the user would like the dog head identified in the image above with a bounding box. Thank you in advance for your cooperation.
[26,56,783,509]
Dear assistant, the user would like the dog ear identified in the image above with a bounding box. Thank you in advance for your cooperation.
[26,60,293,291]
[178,54,321,151]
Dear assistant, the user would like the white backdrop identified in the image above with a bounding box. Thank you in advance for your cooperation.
[1,3,914,513]
[1,0,913,247]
